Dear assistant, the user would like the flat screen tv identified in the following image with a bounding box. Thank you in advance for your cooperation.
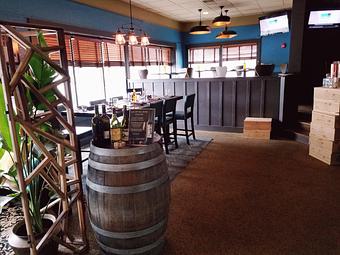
[259,13,289,36]
[308,10,340,28]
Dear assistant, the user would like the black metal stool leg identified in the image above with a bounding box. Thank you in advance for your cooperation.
[173,120,178,148]
[184,118,190,145]
[191,116,196,140]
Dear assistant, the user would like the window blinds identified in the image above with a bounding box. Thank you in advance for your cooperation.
[44,34,172,67]
[188,46,220,64]
[44,34,125,67]
[129,45,173,66]
[222,43,257,61]
[189,42,257,64]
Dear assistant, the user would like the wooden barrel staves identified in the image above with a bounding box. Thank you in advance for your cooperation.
[86,143,170,255]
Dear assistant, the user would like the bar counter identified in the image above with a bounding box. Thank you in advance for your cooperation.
[129,75,287,132]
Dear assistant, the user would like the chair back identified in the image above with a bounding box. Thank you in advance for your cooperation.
[149,100,163,120]
[184,94,195,117]
[89,99,106,106]
[127,88,143,94]
[149,100,163,135]
[163,97,177,123]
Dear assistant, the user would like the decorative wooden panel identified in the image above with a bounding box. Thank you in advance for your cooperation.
[0,22,88,255]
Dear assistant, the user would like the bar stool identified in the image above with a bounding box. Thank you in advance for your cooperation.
[162,97,178,154]
[175,94,196,145]
[148,100,163,135]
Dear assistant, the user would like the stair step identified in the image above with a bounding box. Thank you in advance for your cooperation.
[293,131,309,144]
[296,121,311,133]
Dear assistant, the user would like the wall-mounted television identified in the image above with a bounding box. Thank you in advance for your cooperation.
[308,10,340,28]
[259,13,289,36]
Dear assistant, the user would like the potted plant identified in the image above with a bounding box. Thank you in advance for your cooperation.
[0,31,61,255]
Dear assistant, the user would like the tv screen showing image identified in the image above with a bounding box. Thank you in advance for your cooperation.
[308,10,340,28]
[259,14,289,36]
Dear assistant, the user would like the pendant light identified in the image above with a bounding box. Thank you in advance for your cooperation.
[216,26,237,39]
[114,0,150,46]
[212,6,231,27]
[189,9,211,35]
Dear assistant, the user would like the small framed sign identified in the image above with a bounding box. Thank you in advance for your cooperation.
[129,109,155,145]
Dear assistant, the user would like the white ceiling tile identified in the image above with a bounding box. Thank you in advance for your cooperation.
[121,0,292,22]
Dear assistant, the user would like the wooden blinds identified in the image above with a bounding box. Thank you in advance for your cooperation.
[222,43,257,61]
[44,34,125,67]
[129,45,173,66]
[188,46,220,64]
[44,34,172,67]
[103,41,124,66]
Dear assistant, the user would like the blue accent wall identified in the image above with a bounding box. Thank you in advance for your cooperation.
[183,25,291,72]
[0,0,290,71]
[0,0,183,67]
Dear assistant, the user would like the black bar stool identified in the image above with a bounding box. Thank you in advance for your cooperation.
[175,94,196,145]
[148,100,163,136]
[126,88,143,93]
[162,97,178,154]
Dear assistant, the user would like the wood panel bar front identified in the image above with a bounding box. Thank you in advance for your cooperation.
[129,76,284,132]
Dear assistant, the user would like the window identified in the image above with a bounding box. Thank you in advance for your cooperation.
[188,42,258,77]
[222,43,257,77]
[129,45,173,80]
[44,33,175,106]
[45,34,126,107]
[188,46,220,78]
[103,41,126,100]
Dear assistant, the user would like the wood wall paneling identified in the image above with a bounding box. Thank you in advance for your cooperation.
[129,76,282,132]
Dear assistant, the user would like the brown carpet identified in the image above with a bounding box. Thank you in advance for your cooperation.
[5,132,340,255]
[163,132,340,255]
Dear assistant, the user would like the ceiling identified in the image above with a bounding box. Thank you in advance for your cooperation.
[121,0,293,22]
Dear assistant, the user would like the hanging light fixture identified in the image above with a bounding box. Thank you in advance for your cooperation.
[216,26,238,39]
[212,6,231,27]
[189,9,211,35]
[114,0,150,46]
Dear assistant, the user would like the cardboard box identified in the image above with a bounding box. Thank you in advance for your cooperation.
[309,134,340,153]
[313,99,340,115]
[309,143,340,165]
[314,87,340,102]
[311,111,340,129]
[244,130,271,139]
[310,123,340,141]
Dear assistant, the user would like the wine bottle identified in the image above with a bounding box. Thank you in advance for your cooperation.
[101,104,111,147]
[121,105,129,143]
[91,105,103,147]
[132,89,137,103]
[110,108,121,143]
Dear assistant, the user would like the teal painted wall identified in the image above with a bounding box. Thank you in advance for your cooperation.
[0,0,184,67]
[0,0,290,71]
[182,25,291,72]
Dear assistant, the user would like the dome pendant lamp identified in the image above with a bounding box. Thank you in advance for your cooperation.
[216,26,237,39]
[189,9,211,35]
[212,6,231,27]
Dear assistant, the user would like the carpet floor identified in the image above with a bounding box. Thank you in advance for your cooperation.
[163,131,340,255]
[3,131,340,255]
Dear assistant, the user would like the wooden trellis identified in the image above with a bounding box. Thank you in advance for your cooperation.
[0,21,88,254]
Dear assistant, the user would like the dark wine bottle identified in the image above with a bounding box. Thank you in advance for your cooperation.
[101,104,111,147]
[121,105,129,143]
[91,105,103,147]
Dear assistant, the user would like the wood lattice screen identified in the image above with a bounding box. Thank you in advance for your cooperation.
[0,21,88,254]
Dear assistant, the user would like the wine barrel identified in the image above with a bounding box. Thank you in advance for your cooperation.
[86,143,170,255]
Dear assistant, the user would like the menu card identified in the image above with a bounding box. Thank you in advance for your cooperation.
[129,109,155,145]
